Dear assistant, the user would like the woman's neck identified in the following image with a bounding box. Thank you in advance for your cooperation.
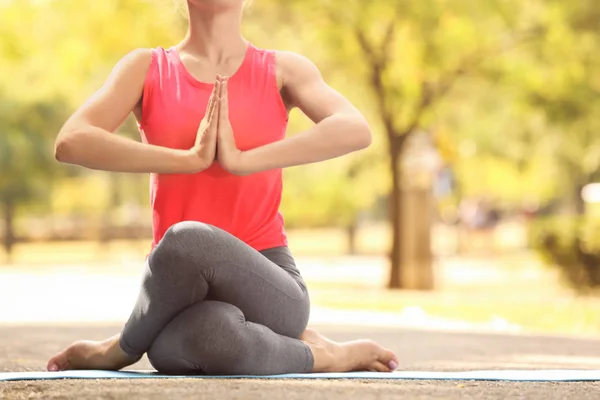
[181,4,247,63]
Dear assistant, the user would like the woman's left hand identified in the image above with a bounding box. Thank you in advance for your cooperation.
[216,76,248,176]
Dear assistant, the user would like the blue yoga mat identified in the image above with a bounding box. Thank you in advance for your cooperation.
[2,370,600,382]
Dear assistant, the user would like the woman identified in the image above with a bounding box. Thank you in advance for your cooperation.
[47,0,398,375]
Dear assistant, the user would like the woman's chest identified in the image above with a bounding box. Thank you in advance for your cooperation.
[141,80,287,151]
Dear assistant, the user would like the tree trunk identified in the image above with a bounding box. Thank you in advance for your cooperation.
[402,188,435,290]
[2,199,16,261]
[387,132,435,290]
[561,181,587,216]
[561,164,587,215]
[346,221,357,255]
[573,182,586,215]
[100,173,121,243]
[388,139,404,289]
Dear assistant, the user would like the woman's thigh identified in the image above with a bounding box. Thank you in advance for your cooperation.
[153,221,310,338]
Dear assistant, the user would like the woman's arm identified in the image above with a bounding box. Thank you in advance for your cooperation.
[54,49,202,174]
[237,51,372,174]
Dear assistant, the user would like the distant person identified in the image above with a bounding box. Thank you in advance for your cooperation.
[459,198,500,254]
[46,0,398,375]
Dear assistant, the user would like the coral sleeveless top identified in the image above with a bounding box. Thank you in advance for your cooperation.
[138,43,289,251]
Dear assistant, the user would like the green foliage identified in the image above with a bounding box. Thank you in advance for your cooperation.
[281,150,387,228]
[0,0,184,103]
[0,94,68,254]
[1,0,600,238]
[278,111,388,228]
[0,0,183,217]
[509,0,600,209]
[279,0,538,132]
[0,96,68,205]
[268,0,549,205]
[530,216,600,292]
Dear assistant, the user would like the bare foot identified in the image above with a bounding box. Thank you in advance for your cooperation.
[300,328,398,373]
[46,334,141,372]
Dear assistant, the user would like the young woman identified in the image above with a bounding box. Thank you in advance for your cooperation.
[46,0,398,375]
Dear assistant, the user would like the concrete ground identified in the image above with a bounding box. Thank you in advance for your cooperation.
[2,324,600,399]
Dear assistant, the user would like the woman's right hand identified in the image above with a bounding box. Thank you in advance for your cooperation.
[187,80,220,172]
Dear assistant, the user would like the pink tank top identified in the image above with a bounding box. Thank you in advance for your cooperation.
[138,44,289,251]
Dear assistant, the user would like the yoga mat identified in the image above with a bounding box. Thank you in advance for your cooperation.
[2,370,600,382]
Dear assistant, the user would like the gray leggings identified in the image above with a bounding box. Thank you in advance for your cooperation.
[119,221,314,375]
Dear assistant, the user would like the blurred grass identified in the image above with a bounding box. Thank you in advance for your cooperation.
[311,288,600,337]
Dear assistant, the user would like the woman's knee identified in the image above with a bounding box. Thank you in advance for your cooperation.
[162,221,219,250]
[192,302,253,373]
[147,350,197,375]
[148,301,252,375]
[282,296,311,339]
[149,221,221,268]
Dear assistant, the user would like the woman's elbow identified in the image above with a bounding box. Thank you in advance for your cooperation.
[54,130,82,163]
[352,118,373,150]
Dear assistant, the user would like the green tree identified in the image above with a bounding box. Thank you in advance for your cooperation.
[0,97,68,259]
[267,0,541,288]
[436,78,558,206]
[521,0,600,214]
[0,0,186,246]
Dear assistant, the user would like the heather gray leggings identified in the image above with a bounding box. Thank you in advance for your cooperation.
[119,221,314,375]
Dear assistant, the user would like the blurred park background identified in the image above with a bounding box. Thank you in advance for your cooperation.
[1,0,600,337]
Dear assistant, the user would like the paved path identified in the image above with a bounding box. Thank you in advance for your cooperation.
[2,324,600,399]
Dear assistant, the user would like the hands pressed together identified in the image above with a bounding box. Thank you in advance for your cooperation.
[189,75,247,175]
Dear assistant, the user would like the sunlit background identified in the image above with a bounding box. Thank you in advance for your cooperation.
[1,0,600,337]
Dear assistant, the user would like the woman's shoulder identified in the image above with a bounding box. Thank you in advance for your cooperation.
[271,50,323,87]
[105,48,155,88]
[251,44,313,65]
[123,46,177,66]
[121,48,155,67]
[104,48,164,87]
[273,50,316,67]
